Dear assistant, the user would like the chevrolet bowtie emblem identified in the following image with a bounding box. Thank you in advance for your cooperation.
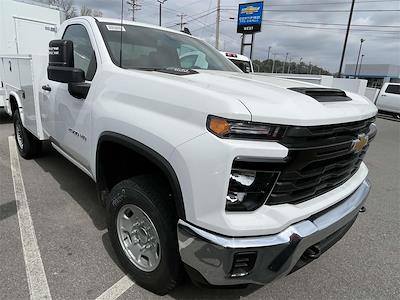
[351,134,369,153]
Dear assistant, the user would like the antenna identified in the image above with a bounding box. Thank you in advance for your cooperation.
[119,0,124,67]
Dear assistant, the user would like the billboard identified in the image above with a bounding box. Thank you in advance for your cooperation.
[237,1,264,34]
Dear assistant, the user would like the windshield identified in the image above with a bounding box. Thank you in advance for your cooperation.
[229,59,252,73]
[98,22,239,72]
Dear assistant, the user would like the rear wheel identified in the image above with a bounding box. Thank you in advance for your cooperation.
[108,175,183,295]
[13,109,42,159]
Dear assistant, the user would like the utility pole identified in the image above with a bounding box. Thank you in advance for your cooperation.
[357,54,365,77]
[267,46,271,60]
[127,0,141,21]
[298,57,303,73]
[338,0,355,77]
[287,57,292,74]
[176,14,187,31]
[271,54,277,73]
[157,0,167,26]
[309,62,313,74]
[215,0,221,49]
[354,38,365,78]
[283,52,289,73]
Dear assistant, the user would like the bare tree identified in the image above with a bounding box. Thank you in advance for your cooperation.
[49,1,103,19]
[48,0,77,19]
[80,4,103,17]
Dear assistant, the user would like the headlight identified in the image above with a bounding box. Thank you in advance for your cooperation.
[207,115,286,140]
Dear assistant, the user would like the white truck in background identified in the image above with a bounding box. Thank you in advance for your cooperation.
[1,16,378,295]
[0,0,62,112]
[374,82,400,119]
[220,51,254,73]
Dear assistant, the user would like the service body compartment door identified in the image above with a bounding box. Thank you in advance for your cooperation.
[14,18,58,55]
[16,58,37,133]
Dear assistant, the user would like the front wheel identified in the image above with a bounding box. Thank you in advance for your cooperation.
[108,175,183,295]
[13,109,42,159]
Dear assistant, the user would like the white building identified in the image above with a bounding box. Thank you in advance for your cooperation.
[344,64,400,88]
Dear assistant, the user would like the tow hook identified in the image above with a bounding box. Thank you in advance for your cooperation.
[359,206,366,213]
[303,245,321,260]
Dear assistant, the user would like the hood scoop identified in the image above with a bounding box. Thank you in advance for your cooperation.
[289,87,352,103]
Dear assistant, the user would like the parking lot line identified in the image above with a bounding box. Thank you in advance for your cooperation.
[8,136,52,300]
[95,275,134,300]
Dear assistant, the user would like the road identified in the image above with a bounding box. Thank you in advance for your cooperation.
[0,110,399,299]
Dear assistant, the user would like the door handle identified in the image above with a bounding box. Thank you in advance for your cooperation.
[42,85,52,92]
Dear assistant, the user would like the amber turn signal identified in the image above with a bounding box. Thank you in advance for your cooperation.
[208,117,231,136]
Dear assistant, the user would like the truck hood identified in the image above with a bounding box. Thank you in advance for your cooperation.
[177,70,377,126]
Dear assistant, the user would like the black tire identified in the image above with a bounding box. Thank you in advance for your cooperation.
[13,109,42,159]
[108,175,183,295]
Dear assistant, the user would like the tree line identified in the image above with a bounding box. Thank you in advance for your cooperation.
[252,59,331,75]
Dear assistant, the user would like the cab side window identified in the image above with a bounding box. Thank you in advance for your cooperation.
[62,24,97,81]
[385,84,400,95]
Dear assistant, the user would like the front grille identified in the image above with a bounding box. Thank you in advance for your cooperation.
[266,118,375,205]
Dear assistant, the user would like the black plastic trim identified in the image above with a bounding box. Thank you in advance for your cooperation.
[289,87,352,102]
[96,132,186,219]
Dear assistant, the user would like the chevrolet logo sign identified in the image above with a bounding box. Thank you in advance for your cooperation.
[351,134,369,153]
[241,6,260,14]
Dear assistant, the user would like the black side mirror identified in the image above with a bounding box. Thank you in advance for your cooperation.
[47,40,85,83]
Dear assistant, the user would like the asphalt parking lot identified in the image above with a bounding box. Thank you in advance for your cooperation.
[0,110,399,300]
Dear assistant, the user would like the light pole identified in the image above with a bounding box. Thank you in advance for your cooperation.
[287,56,292,74]
[272,53,277,73]
[354,38,365,78]
[357,54,365,77]
[283,52,289,73]
[157,0,167,26]
[215,0,221,49]
[338,0,355,77]
[267,46,271,60]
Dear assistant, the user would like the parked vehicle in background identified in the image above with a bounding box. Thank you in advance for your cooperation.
[0,87,4,110]
[220,51,254,73]
[1,16,378,295]
[375,82,400,118]
[0,0,62,112]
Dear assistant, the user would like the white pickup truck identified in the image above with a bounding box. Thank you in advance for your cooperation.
[375,82,400,119]
[1,17,377,295]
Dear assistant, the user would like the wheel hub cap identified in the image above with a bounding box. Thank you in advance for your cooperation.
[117,204,161,272]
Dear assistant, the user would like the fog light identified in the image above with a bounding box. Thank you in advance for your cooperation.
[226,169,279,211]
[230,252,257,278]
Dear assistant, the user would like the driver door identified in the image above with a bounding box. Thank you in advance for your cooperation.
[49,23,97,170]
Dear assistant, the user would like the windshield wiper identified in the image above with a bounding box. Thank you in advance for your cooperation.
[136,67,198,75]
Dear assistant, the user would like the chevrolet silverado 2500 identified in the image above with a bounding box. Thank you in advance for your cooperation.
[1,17,377,295]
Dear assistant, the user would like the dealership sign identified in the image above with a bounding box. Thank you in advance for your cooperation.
[237,1,264,34]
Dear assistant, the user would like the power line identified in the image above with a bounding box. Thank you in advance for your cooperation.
[264,19,400,28]
[222,0,399,7]
[221,8,400,12]
[262,21,400,33]
[163,8,217,27]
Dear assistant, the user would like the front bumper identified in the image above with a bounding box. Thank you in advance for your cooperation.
[178,179,370,286]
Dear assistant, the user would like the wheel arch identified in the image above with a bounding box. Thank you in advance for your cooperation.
[9,91,22,116]
[96,132,186,220]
